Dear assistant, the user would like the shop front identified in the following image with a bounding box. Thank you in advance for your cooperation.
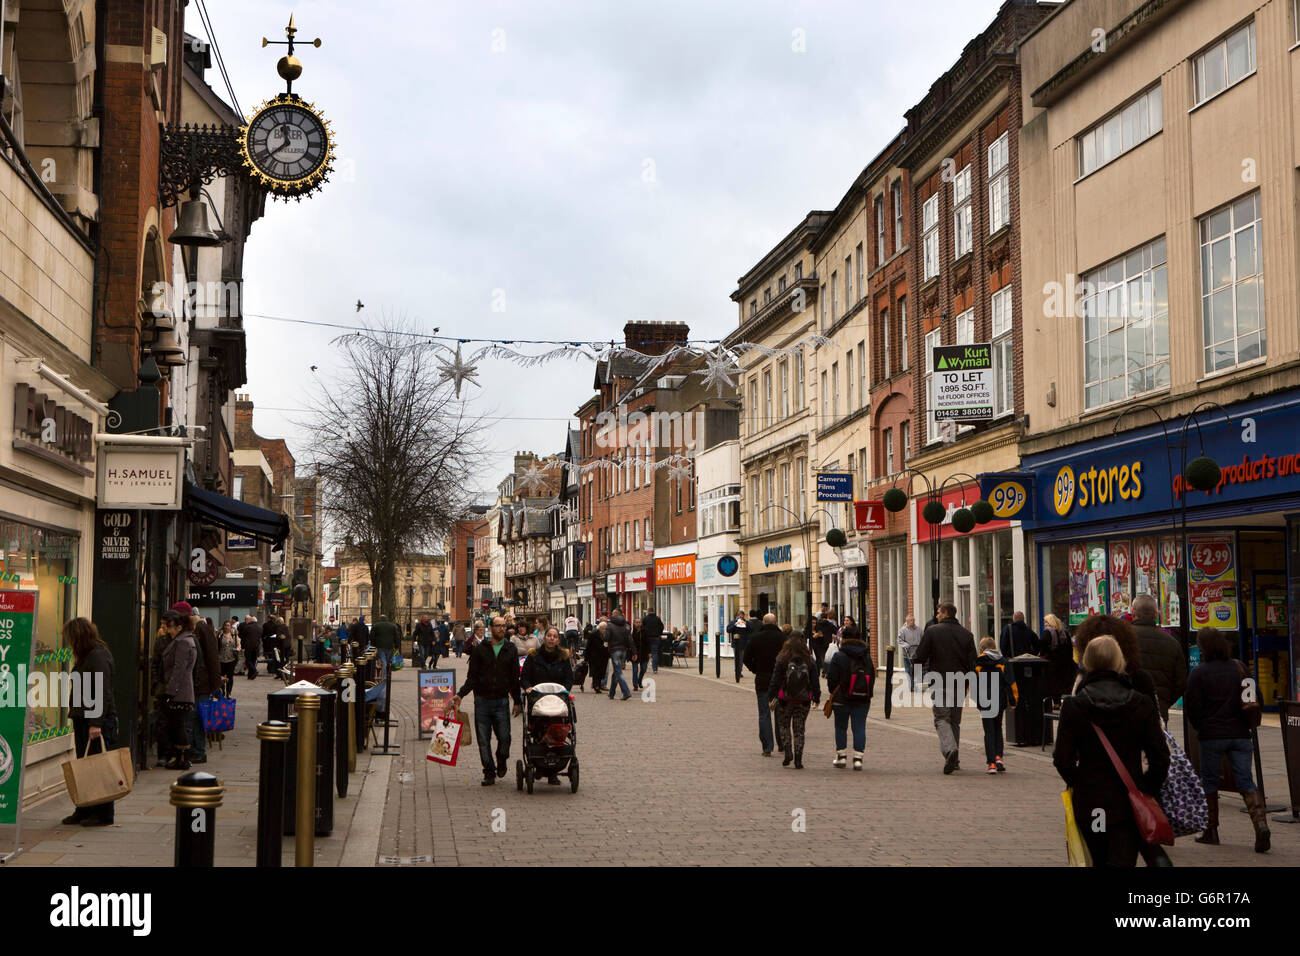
[2,366,104,804]
[912,482,1022,642]
[606,567,652,621]
[696,553,740,649]
[653,548,695,635]
[1021,390,1300,708]
[745,537,810,632]
[577,580,594,624]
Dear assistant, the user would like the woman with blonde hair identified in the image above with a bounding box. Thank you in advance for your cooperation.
[1053,635,1168,867]
[1040,612,1077,698]
[62,618,118,826]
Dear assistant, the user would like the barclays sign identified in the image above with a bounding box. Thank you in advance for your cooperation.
[763,544,792,567]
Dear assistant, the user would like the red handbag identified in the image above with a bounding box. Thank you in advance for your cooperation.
[1092,722,1174,846]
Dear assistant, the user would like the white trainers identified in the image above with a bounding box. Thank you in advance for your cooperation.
[852,751,864,771]
[832,752,847,768]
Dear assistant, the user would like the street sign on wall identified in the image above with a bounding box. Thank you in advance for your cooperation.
[816,473,853,502]
[853,501,885,531]
[931,344,992,421]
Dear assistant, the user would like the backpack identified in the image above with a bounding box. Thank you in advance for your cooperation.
[846,655,872,701]
[782,656,811,702]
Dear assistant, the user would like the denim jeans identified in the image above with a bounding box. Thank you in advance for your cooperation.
[633,654,649,688]
[454,640,464,658]
[474,697,512,776]
[608,650,631,698]
[833,702,868,752]
[755,687,775,753]
[649,638,660,673]
[901,655,916,691]
[189,694,212,758]
[1198,736,1257,795]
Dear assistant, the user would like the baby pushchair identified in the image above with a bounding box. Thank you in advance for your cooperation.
[515,682,579,793]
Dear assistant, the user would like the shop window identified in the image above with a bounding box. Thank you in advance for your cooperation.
[1,520,78,743]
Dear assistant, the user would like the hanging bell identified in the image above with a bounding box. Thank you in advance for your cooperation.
[168,199,222,247]
[151,325,187,366]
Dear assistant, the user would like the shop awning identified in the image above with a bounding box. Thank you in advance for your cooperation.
[184,481,289,545]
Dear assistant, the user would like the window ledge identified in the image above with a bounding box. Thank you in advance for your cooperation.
[1078,386,1172,420]
[1198,355,1267,383]
[1188,68,1256,115]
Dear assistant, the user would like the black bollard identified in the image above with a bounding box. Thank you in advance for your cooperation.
[170,770,223,867]
[698,633,704,675]
[884,647,895,720]
[715,632,721,679]
[334,666,352,795]
[255,720,290,867]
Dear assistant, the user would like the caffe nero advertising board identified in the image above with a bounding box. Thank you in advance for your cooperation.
[1021,392,1300,529]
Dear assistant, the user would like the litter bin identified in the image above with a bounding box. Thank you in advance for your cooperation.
[1006,655,1048,748]
[659,642,675,668]
[268,681,336,836]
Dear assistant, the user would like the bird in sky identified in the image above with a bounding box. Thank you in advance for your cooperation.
[356,299,364,312]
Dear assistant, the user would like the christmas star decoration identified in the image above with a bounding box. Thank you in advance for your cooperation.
[516,461,550,495]
[698,348,739,398]
[666,455,694,484]
[436,345,480,398]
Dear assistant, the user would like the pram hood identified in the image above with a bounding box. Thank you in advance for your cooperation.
[530,693,569,718]
[530,682,568,696]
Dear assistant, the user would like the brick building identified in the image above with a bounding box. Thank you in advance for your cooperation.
[445,508,490,624]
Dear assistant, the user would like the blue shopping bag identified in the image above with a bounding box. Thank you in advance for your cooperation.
[198,693,236,733]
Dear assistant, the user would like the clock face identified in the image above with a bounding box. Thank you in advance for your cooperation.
[243,100,331,193]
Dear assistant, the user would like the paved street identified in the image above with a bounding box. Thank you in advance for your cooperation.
[10,655,1297,867]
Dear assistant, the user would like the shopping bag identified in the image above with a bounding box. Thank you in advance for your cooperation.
[456,709,472,746]
[197,693,236,734]
[425,716,463,766]
[62,737,135,807]
[1062,788,1092,867]
[391,652,404,671]
[1159,729,1208,838]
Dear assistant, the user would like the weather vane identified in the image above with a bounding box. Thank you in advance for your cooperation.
[262,14,321,96]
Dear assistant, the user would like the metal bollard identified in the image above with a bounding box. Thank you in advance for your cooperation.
[294,694,320,867]
[884,647,896,720]
[698,633,704,675]
[170,770,223,867]
[335,665,354,793]
[715,632,721,679]
[255,720,290,867]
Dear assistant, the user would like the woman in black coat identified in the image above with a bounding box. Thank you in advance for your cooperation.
[63,618,118,826]
[1053,635,1169,867]
[584,623,609,693]
[521,628,575,691]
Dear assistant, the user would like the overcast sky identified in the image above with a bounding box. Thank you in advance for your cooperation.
[201,0,1005,503]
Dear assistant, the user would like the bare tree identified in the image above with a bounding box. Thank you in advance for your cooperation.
[302,321,488,620]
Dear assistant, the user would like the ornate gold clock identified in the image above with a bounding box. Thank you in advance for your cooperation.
[238,16,335,200]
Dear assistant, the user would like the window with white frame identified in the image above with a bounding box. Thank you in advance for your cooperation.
[876,195,886,265]
[856,341,866,405]
[778,275,786,293]
[956,308,974,345]
[751,476,761,532]
[794,262,802,280]
[953,163,972,259]
[900,297,909,370]
[633,518,640,550]
[779,360,789,419]
[644,517,650,544]
[991,286,1014,417]
[763,369,772,428]
[988,131,1010,231]
[858,445,868,488]
[900,420,910,464]
[749,378,759,433]
[1082,235,1170,407]
[885,429,894,476]
[831,271,839,323]
[925,327,942,444]
[883,308,891,379]
[796,458,807,521]
[793,349,804,410]
[1078,85,1161,177]
[820,283,827,328]
[892,179,903,252]
[831,362,840,422]
[846,350,855,414]
[1200,192,1264,373]
[845,256,853,305]
[765,469,775,529]
[856,243,864,298]
[922,193,940,281]
[1194,21,1255,106]
[781,463,790,522]
[820,370,828,423]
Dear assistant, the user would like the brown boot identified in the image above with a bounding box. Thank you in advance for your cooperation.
[1243,790,1271,853]
[1195,792,1220,845]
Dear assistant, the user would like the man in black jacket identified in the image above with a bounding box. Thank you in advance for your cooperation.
[1131,593,1187,722]
[915,602,976,774]
[238,615,262,679]
[999,611,1037,658]
[451,617,523,785]
[605,609,637,700]
[413,615,436,669]
[742,613,787,756]
[641,607,665,677]
[726,610,749,682]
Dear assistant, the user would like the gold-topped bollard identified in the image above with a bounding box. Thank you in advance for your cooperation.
[294,694,320,867]
[170,771,224,867]
[337,664,357,774]
[256,720,291,867]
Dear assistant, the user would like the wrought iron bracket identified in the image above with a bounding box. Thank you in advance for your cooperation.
[159,123,249,208]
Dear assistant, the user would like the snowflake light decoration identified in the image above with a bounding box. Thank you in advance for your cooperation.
[698,348,739,398]
[436,345,480,397]
[666,455,694,484]
[516,461,550,495]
